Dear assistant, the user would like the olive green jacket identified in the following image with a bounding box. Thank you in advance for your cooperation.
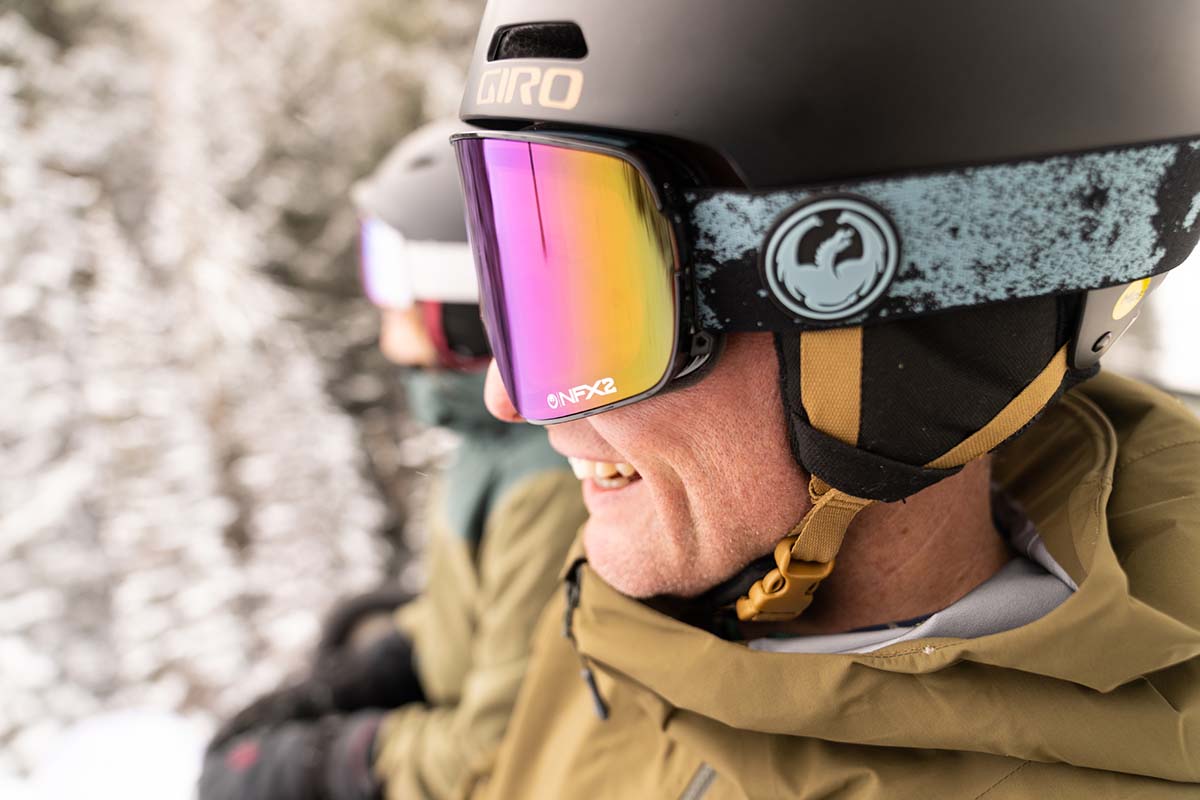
[371,377,588,800]
[477,373,1200,799]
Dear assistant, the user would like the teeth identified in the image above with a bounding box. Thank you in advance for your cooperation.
[567,456,640,487]
[594,474,632,490]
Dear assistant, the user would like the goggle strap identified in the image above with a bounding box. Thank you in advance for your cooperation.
[688,135,1200,335]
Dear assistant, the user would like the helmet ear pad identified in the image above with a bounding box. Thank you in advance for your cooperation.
[774,294,1096,502]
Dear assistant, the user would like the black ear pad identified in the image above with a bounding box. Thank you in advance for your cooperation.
[774,294,1097,502]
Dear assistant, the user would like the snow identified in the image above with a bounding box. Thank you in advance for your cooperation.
[29,710,210,800]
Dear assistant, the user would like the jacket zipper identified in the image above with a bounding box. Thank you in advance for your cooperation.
[563,562,609,720]
[679,763,717,800]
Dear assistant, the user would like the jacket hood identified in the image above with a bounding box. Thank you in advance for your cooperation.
[565,373,1200,783]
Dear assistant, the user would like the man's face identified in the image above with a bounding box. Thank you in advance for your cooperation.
[485,333,812,598]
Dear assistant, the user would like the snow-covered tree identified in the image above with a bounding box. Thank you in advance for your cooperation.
[0,0,481,775]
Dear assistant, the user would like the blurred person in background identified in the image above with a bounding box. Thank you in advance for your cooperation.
[197,118,588,800]
[448,3,1200,798]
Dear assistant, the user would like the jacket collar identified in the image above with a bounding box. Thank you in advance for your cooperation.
[560,376,1200,779]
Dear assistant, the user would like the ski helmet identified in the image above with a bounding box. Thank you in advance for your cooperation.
[453,0,1200,620]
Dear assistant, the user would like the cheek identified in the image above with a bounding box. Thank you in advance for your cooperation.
[579,334,813,597]
[683,396,809,571]
[624,335,811,585]
[684,337,811,564]
[671,335,802,485]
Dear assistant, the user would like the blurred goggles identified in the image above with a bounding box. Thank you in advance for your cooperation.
[359,216,478,308]
[453,130,1197,423]
[359,216,490,371]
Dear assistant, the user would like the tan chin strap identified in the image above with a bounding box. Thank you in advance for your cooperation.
[736,333,1070,624]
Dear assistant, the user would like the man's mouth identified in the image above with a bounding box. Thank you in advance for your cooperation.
[567,456,641,490]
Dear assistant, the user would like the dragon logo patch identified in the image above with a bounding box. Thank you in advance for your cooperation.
[761,196,900,321]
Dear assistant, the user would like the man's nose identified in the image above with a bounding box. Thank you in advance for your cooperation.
[484,360,524,423]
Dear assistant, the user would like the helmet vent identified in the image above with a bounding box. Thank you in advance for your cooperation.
[488,23,587,61]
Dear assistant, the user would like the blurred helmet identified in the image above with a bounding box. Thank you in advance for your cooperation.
[354,118,490,370]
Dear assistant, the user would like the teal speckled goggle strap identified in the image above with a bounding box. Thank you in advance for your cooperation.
[688,136,1200,333]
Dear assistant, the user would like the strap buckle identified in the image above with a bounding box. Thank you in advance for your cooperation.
[735,535,835,622]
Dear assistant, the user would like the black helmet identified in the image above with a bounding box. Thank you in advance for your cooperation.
[356,118,473,246]
[455,1,1200,620]
[462,0,1200,187]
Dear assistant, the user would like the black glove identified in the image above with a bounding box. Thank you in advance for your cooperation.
[314,588,415,663]
[312,587,424,712]
[210,590,424,752]
[199,712,383,800]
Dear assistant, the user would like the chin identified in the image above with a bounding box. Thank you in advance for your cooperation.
[582,518,676,599]
[582,516,715,599]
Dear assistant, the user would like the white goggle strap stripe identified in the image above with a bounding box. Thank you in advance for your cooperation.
[407,240,479,304]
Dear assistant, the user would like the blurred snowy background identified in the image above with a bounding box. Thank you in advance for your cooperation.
[1,0,1198,790]
[1,0,481,782]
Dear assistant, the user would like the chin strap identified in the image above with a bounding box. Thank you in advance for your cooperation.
[737,328,1070,623]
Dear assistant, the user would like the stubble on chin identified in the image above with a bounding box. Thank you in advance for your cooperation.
[582,494,799,600]
[583,520,750,600]
[581,514,697,599]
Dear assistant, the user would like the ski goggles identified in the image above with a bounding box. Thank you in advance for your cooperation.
[453,130,1199,423]
[452,132,716,422]
[358,215,490,371]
